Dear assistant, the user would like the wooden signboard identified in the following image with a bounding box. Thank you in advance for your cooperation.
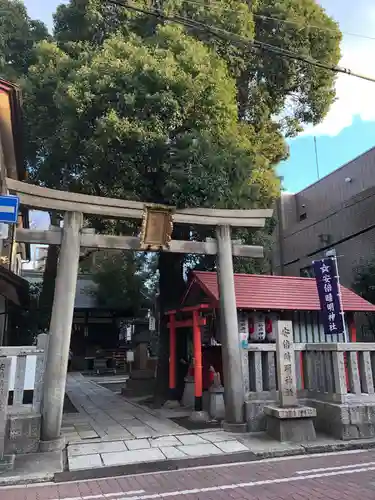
[140,205,173,250]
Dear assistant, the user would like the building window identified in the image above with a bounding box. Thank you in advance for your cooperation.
[300,266,314,278]
[299,212,307,221]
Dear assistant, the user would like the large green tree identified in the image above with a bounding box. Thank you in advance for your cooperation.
[0,0,49,80]
[52,0,341,135]
[18,0,341,402]
[81,250,157,313]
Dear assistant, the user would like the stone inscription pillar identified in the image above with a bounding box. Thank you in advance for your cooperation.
[275,320,297,407]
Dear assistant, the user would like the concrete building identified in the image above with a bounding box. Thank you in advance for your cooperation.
[273,146,375,337]
[22,245,48,271]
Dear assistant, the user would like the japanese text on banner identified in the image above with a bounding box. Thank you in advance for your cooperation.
[313,257,344,336]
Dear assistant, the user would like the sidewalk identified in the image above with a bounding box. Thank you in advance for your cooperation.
[60,374,375,478]
[2,373,375,485]
[64,373,187,440]
[63,374,249,472]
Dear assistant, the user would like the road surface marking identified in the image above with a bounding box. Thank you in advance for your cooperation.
[58,491,145,500]
[297,460,375,474]
[98,447,371,480]
[112,465,375,499]
[103,494,145,498]
[0,448,372,489]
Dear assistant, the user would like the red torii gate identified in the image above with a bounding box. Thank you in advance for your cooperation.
[166,304,211,411]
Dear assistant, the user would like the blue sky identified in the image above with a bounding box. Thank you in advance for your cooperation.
[279,0,375,192]
[24,1,61,28]
[24,0,375,201]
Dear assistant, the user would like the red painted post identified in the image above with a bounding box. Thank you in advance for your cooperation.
[192,309,203,411]
[348,313,357,342]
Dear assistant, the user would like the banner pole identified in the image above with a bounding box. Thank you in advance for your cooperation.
[313,249,348,343]
[332,254,349,343]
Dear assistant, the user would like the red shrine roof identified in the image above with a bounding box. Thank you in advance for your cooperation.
[186,271,375,312]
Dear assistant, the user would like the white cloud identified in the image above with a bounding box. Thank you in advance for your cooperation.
[302,2,375,137]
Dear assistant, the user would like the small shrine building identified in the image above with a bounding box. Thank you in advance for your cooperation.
[166,271,375,411]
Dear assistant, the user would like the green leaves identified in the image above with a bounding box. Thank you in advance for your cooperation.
[0,0,49,80]
[19,0,342,215]
[353,260,375,337]
[354,260,375,305]
[3,0,341,284]
[23,24,257,209]
[86,251,156,312]
[252,0,341,129]
[51,0,342,131]
[54,0,136,45]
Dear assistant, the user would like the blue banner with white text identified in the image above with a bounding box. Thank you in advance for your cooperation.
[313,257,344,336]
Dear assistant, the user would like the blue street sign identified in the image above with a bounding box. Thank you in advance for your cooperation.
[0,195,20,224]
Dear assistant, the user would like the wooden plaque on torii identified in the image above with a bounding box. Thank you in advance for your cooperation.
[139,204,174,251]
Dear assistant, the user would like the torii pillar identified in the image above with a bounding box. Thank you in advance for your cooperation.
[216,225,246,431]
[41,211,82,450]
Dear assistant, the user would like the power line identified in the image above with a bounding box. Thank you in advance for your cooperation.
[255,13,375,42]
[105,0,375,84]
[174,0,375,42]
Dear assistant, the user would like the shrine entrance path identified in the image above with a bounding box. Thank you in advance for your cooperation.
[62,374,374,479]
[63,374,249,473]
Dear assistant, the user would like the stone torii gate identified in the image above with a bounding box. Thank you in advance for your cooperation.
[6,177,272,449]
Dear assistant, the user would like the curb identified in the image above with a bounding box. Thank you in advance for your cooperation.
[54,437,375,483]
[0,472,55,487]
[54,450,259,482]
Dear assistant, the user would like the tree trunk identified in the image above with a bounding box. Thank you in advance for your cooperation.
[153,227,189,407]
[237,69,250,121]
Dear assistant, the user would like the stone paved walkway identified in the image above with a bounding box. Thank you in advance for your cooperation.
[63,374,249,471]
[64,373,186,441]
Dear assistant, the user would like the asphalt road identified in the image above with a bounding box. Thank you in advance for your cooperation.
[2,448,375,499]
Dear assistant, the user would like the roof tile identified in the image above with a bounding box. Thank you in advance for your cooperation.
[190,271,375,312]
